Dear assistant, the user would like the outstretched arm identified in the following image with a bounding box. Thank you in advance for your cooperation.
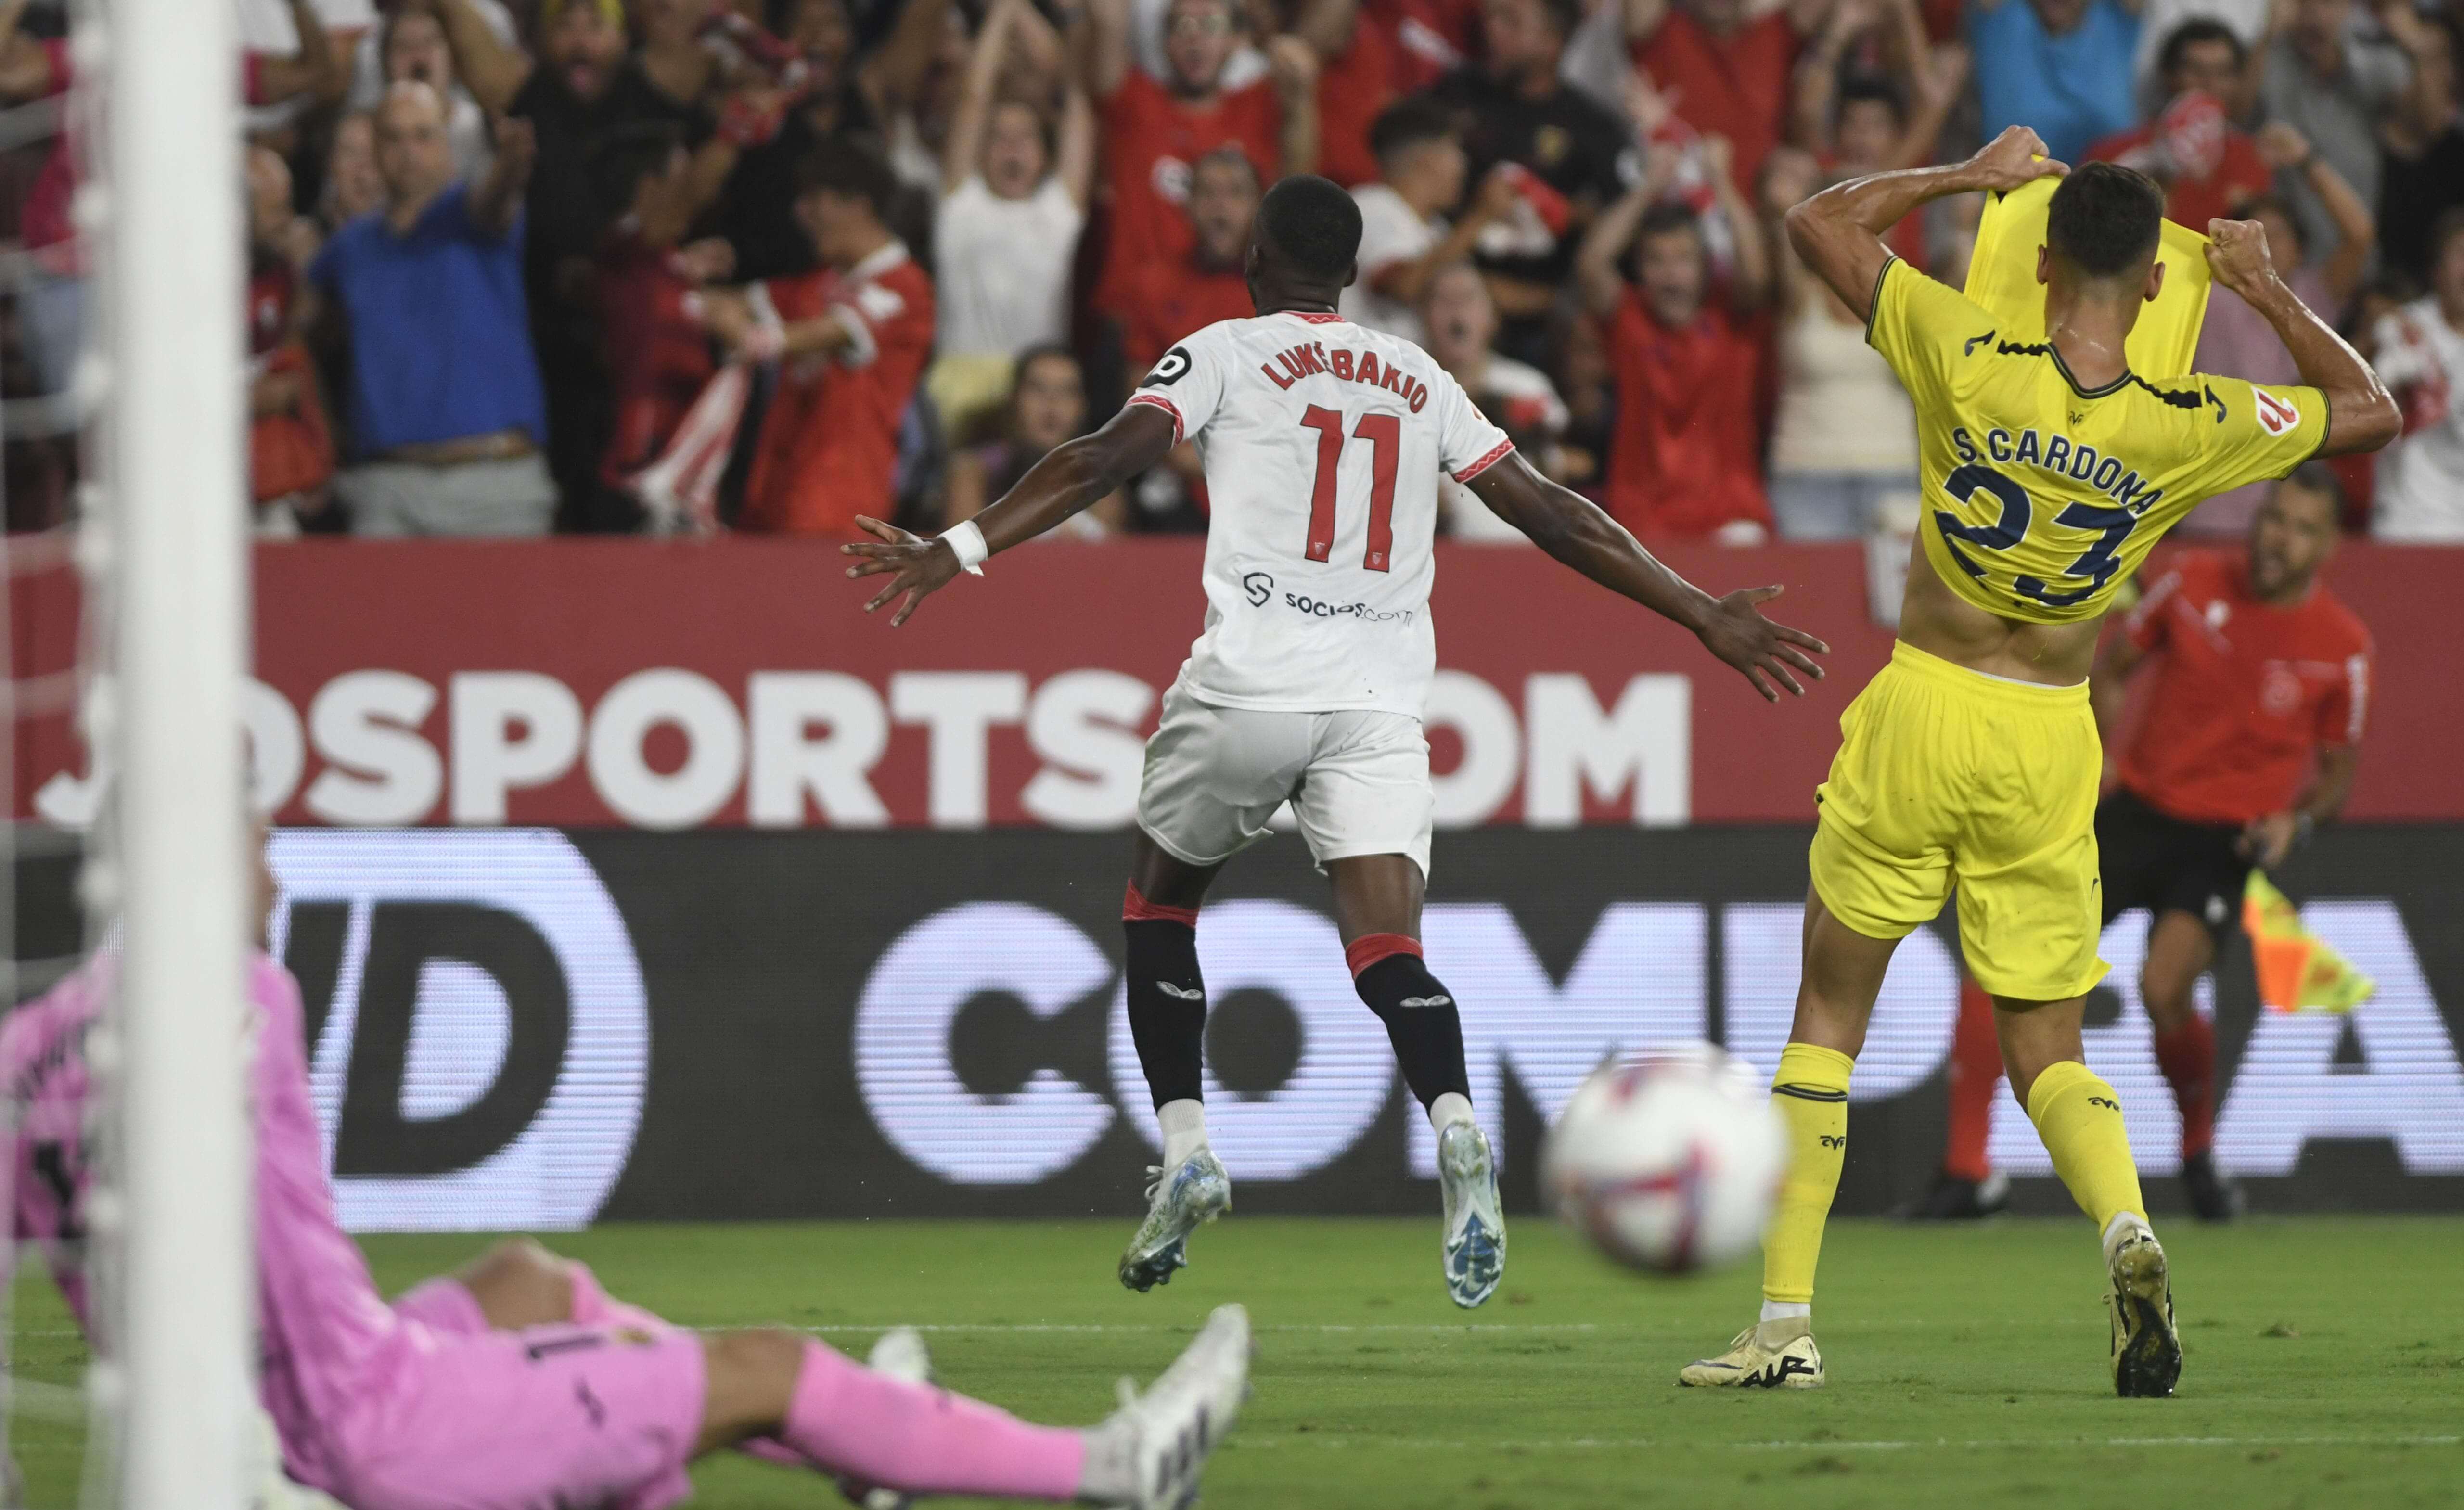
[1784,123,2065,321]
[2204,218,2399,457]
[1467,452,1830,700]
[843,404,1179,624]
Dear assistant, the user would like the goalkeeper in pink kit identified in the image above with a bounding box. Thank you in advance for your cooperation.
[2,850,1248,1510]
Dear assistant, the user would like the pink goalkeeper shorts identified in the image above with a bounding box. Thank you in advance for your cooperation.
[339,1287,704,1510]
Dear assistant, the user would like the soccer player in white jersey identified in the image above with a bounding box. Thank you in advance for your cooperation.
[845,175,1831,1308]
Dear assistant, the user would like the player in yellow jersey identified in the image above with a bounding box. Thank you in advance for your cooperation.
[1679,128,2398,1398]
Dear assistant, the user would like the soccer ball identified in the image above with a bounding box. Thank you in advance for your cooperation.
[1540,1045,1787,1276]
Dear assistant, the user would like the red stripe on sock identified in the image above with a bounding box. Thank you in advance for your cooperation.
[1943,975,2002,1181]
[2151,1012,2217,1158]
[1122,883,1198,927]
[1345,932,1423,977]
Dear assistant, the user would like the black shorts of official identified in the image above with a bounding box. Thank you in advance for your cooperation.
[2096,787,2252,939]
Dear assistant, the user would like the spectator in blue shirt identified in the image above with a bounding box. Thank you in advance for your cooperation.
[307,80,557,535]
[1970,0,2145,167]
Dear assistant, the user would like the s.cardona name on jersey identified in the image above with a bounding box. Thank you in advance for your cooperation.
[1127,311,1514,717]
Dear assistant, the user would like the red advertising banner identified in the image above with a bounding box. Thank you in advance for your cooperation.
[13,537,2460,828]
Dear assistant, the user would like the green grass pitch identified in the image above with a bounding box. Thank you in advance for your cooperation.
[10,1216,2462,1507]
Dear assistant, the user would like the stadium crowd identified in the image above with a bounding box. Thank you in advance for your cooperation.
[0,0,2458,541]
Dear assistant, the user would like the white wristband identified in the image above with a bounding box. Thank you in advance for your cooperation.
[941,519,989,576]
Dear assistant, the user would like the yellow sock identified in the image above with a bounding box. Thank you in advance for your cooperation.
[1761,1042,1854,1305]
[2026,1060,2147,1231]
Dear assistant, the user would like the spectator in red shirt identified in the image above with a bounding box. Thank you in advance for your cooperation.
[1078,0,1320,317]
[1370,0,1480,86]
[589,122,740,531]
[1120,146,1264,374]
[721,138,938,538]
[1625,0,1836,200]
[2086,20,2274,231]
[1575,138,1775,542]
[1269,0,1400,188]
[1916,470,2373,1224]
[1114,146,1262,526]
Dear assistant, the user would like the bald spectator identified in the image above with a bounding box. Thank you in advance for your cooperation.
[371,1,496,180]
[308,83,556,536]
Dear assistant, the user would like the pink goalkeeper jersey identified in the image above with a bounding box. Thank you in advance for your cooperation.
[2,953,414,1496]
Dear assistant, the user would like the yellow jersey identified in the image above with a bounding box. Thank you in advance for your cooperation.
[1866,255,2329,625]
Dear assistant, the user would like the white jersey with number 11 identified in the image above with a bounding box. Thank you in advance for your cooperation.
[1128,309,1514,717]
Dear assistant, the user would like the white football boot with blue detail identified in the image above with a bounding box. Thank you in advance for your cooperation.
[1437,1120,1505,1308]
[1119,1149,1232,1292]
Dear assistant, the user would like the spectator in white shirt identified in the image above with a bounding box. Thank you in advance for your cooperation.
[2372,209,2464,541]
[1340,95,1521,347]
[1423,260,1567,540]
[1759,145,1920,539]
[928,0,1095,442]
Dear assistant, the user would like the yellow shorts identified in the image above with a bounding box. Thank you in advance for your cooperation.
[1809,642,2110,1001]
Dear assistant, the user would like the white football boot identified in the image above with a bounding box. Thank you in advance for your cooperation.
[1088,1305,1253,1510]
[1119,1149,1232,1292]
[1436,1120,1506,1308]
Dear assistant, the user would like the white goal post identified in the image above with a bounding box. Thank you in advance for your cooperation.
[89,0,256,1505]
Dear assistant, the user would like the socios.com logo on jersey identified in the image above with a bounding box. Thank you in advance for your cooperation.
[266,829,649,1233]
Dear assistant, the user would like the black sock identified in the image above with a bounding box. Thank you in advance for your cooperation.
[1354,952,1470,1112]
[1124,917,1206,1109]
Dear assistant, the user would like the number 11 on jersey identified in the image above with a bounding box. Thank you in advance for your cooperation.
[1300,406,1401,571]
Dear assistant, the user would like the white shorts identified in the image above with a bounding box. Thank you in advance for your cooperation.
[1137,684,1434,878]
